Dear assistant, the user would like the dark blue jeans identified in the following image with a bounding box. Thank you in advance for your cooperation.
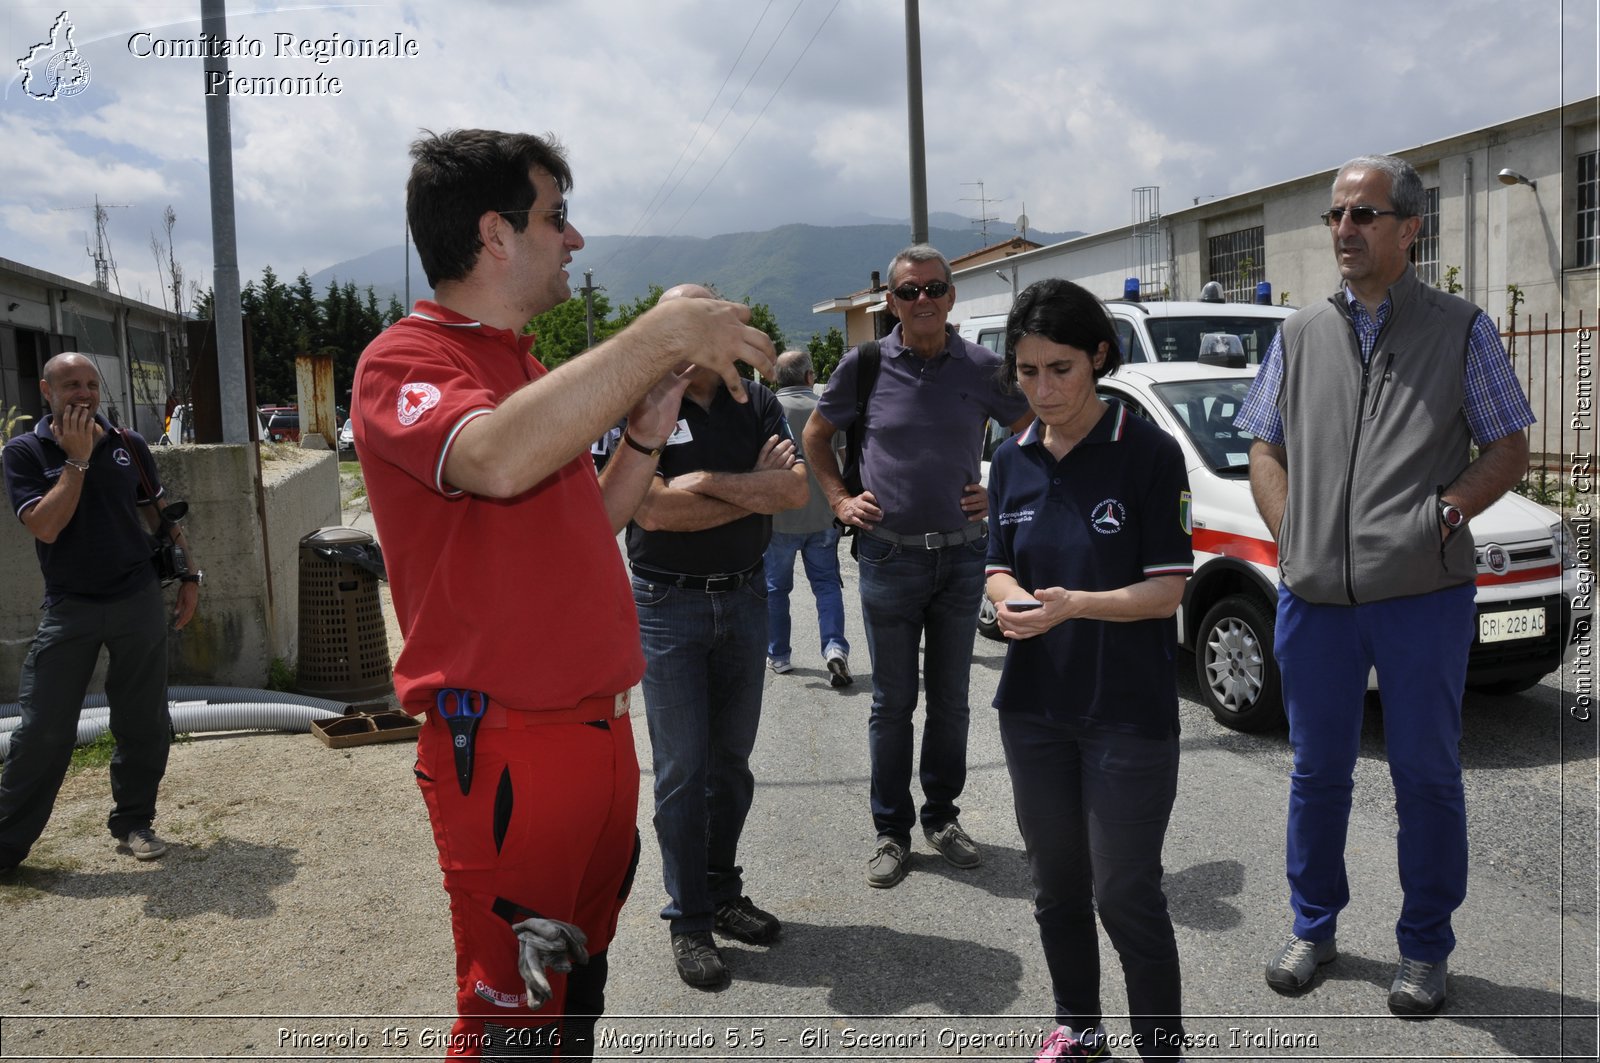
[0,581,170,866]
[1276,581,1475,962]
[854,532,986,842]
[633,574,767,935]
[763,527,848,663]
[1000,711,1185,1061]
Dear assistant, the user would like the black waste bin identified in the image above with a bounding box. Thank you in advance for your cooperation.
[296,527,392,701]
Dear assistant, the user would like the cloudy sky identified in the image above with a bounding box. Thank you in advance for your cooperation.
[2,0,1596,309]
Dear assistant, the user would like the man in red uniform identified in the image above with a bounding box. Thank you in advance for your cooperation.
[353,129,776,1060]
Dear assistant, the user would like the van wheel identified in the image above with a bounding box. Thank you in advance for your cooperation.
[977,597,1003,641]
[1195,593,1283,732]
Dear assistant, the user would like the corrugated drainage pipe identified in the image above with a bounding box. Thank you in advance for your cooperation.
[0,702,343,758]
[0,686,348,720]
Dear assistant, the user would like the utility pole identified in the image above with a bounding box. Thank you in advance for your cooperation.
[904,0,928,245]
[202,0,249,443]
[575,269,604,349]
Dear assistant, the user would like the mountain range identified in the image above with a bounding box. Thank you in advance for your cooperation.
[308,212,1080,347]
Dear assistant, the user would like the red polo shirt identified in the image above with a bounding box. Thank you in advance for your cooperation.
[353,300,644,715]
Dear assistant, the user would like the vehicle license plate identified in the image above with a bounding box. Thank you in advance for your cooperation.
[1478,606,1546,644]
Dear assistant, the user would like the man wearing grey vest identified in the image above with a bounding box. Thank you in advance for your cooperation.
[1236,154,1534,1016]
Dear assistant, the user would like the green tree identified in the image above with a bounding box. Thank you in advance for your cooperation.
[527,293,614,369]
[743,298,785,354]
[242,265,298,404]
[806,326,847,383]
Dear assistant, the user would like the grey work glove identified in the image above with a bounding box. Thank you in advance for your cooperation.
[511,916,590,1010]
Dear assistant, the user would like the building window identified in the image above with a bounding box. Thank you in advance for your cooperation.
[1579,149,1599,269]
[1413,186,1440,286]
[1207,226,1264,302]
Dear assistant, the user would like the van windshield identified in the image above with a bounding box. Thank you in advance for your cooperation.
[1146,317,1282,364]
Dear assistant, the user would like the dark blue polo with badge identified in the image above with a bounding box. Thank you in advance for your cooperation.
[3,414,162,606]
[984,401,1193,737]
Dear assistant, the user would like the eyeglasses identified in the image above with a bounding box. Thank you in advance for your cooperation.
[497,199,568,233]
[890,279,950,301]
[1320,206,1401,227]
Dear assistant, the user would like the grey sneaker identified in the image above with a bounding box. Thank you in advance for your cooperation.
[1388,955,1447,1016]
[767,657,793,675]
[924,820,981,869]
[826,654,853,688]
[670,931,727,988]
[866,837,909,888]
[122,828,168,861]
[1265,934,1336,992]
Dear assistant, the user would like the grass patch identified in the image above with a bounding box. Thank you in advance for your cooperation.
[266,656,297,692]
[68,731,118,773]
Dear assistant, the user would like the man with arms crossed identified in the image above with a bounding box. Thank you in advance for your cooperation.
[626,287,808,987]
[353,129,775,1058]
[803,245,1030,889]
[1236,153,1533,1016]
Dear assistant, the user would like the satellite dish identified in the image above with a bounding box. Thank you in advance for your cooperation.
[1016,213,1028,234]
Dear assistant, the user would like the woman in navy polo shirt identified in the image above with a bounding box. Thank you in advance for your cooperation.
[985,279,1194,1063]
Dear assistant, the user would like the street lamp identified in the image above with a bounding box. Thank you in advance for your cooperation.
[1497,168,1536,189]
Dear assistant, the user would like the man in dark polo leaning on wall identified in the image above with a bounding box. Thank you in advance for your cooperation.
[1,351,200,875]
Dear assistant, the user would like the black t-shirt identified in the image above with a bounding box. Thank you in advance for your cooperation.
[3,415,162,605]
[626,380,794,575]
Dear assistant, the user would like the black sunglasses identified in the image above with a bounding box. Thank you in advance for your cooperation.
[891,279,950,301]
[498,199,568,233]
[1320,206,1401,227]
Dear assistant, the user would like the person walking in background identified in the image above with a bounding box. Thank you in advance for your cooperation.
[764,349,852,687]
[984,279,1193,1061]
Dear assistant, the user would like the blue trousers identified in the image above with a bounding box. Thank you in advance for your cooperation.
[1276,582,1476,962]
[0,581,170,866]
[633,575,767,935]
[1000,712,1185,1060]
[763,527,848,664]
[854,532,986,841]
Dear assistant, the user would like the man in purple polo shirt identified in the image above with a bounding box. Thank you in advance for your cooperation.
[804,244,1031,889]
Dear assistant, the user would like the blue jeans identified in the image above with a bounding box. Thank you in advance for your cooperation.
[854,532,986,842]
[763,527,848,663]
[1276,581,1475,962]
[1000,712,1185,1061]
[632,574,767,935]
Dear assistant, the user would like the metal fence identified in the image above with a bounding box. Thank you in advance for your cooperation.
[1498,310,1594,506]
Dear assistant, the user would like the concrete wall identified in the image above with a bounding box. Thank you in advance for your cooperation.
[1,444,339,698]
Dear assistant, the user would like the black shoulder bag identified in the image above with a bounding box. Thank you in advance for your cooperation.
[835,340,881,553]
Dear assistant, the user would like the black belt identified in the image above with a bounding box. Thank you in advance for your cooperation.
[862,523,987,550]
[631,562,763,593]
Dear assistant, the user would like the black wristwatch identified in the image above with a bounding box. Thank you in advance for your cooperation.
[1438,502,1465,533]
[179,570,204,586]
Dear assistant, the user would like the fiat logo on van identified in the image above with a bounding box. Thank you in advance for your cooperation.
[1482,544,1511,575]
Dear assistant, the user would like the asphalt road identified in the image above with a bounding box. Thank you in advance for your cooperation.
[598,551,1599,1062]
